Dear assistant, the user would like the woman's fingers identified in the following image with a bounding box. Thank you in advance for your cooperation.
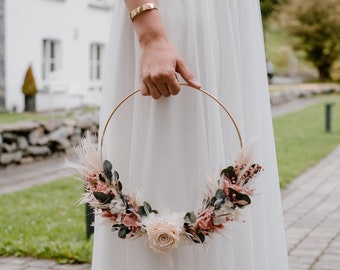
[139,39,200,99]
[141,81,160,99]
[176,60,201,88]
[141,72,179,99]
[166,73,180,95]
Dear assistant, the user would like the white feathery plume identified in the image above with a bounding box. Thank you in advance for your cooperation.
[234,137,257,168]
[64,131,102,178]
[234,137,258,186]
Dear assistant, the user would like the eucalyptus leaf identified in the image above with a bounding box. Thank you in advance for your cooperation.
[116,181,122,192]
[105,170,113,181]
[184,212,197,223]
[143,202,152,214]
[192,237,201,244]
[103,160,113,181]
[189,212,196,223]
[151,210,159,214]
[221,166,236,180]
[93,192,112,204]
[228,188,251,208]
[215,189,226,200]
[99,173,105,183]
[137,206,147,217]
[103,160,113,171]
[113,171,119,181]
[197,232,205,243]
[210,196,217,207]
[118,227,127,239]
[213,198,224,209]
[111,224,121,231]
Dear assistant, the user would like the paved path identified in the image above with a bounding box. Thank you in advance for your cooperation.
[271,96,323,117]
[1,96,340,270]
[0,155,69,195]
[0,257,90,270]
[282,145,340,270]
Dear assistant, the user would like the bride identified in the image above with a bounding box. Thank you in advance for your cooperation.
[91,1,289,269]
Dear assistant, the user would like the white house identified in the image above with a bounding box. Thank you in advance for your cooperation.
[0,0,114,112]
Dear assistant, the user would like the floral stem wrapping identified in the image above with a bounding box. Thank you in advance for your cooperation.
[67,134,263,253]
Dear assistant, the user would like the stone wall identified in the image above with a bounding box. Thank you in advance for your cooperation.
[0,112,99,166]
[270,85,340,106]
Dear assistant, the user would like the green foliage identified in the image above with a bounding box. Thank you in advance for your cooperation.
[273,94,340,187]
[260,0,287,29]
[281,0,340,81]
[0,178,93,263]
[22,65,38,96]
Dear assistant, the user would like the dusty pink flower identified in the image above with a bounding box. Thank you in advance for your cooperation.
[223,180,244,195]
[85,169,99,183]
[101,211,118,221]
[121,213,141,227]
[93,181,108,192]
[195,208,214,231]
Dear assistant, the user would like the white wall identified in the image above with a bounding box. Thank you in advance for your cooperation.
[5,0,113,111]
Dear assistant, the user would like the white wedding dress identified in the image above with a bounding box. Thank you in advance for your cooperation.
[92,0,289,269]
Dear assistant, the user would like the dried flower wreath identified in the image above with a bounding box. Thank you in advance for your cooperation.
[67,85,263,254]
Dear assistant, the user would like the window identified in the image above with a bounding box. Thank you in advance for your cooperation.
[42,39,61,80]
[90,43,104,81]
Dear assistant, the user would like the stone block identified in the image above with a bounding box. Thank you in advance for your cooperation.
[1,121,40,132]
[2,142,17,153]
[16,136,29,150]
[20,156,34,164]
[26,146,51,156]
[2,132,17,142]
[28,127,45,145]
[0,151,23,164]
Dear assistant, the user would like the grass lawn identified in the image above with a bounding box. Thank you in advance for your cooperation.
[0,107,99,125]
[0,178,93,263]
[0,112,61,125]
[273,94,340,187]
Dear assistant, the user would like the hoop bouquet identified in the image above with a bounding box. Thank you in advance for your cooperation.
[67,85,263,254]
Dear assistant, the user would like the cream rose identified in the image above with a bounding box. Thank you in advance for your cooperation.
[146,222,180,253]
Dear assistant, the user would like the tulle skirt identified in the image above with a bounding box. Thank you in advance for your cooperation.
[92,0,289,269]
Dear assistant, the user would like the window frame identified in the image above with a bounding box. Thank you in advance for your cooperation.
[42,39,61,81]
[89,43,105,82]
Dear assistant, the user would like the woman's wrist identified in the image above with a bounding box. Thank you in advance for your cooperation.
[129,3,158,22]
[132,11,167,47]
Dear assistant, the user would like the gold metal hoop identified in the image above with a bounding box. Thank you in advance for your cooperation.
[100,84,243,160]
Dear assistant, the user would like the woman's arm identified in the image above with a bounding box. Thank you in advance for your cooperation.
[124,1,200,99]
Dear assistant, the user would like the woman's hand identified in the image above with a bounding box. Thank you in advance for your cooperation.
[124,1,200,99]
[139,37,200,99]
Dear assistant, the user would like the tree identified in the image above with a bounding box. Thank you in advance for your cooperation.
[282,0,340,81]
[22,65,37,111]
[260,0,286,27]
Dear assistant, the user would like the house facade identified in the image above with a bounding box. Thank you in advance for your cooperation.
[1,0,114,112]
